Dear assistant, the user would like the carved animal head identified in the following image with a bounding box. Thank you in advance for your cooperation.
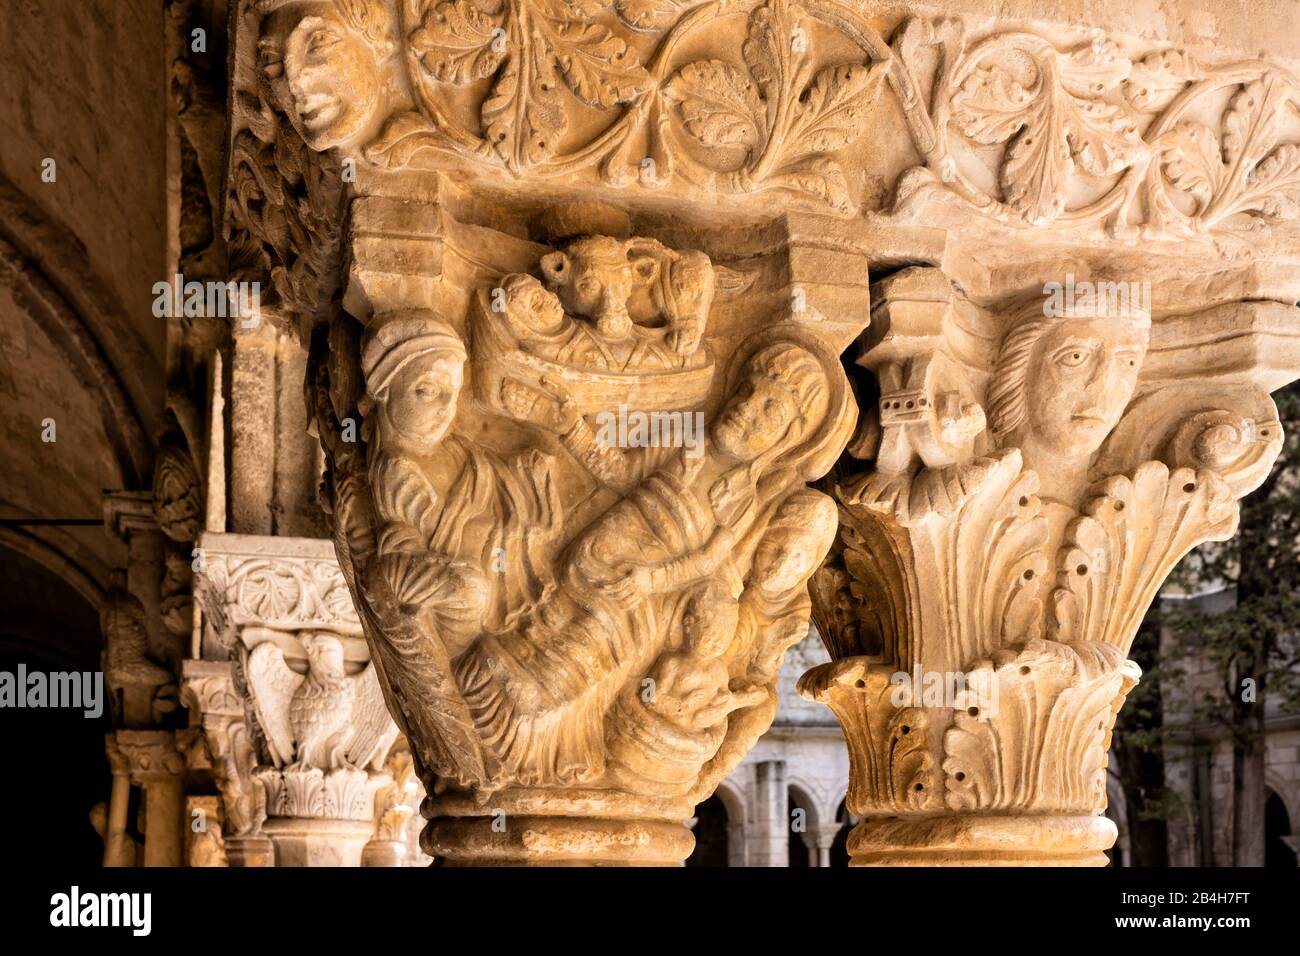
[302,633,347,679]
[539,236,660,340]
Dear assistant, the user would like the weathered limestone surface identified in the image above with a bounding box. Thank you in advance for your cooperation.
[215,0,1300,865]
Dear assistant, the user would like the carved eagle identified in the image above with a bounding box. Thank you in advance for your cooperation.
[247,634,397,772]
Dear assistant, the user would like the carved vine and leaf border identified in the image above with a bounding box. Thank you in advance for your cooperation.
[350,1,1300,239]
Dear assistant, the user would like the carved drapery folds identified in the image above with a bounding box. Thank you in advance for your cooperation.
[805,267,1300,864]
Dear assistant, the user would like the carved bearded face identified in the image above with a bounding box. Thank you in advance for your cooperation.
[1023,316,1147,458]
[380,352,463,451]
[283,8,383,150]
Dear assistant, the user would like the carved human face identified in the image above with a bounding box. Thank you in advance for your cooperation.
[711,373,798,462]
[283,10,381,150]
[682,594,739,660]
[540,238,658,340]
[503,274,566,339]
[752,523,826,596]
[1024,316,1147,458]
[380,352,463,450]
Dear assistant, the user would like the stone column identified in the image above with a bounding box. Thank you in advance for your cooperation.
[181,659,274,866]
[805,268,1300,864]
[748,761,790,867]
[116,730,186,867]
[102,735,137,867]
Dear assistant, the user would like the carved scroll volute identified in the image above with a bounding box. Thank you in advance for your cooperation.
[308,197,869,863]
[806,266,1298,865]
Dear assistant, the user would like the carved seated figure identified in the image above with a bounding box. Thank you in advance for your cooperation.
[361,313,558,655]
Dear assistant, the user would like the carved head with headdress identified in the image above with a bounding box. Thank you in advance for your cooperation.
[256,0,399,151]
[986,291,1150,465]
[361,312,467,453]
[712,342,831,465]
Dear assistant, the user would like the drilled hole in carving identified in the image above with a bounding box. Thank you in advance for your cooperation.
[967,706,979,717]
[1114,501,1125,511]
[900,725,911,735]
[1022,569,1034,581]
[955,772,966,782]
[1183,482,1196,493]
[1076,564,1088,576]
[914,783,924,792]
[1020,665,1031,676]
[854,679,866,689]
[1018,496,1029,507]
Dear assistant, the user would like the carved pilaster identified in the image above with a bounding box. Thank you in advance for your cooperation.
[806,266,1300,864]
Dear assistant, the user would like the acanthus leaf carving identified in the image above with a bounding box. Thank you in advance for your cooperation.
[808,266,1295,864]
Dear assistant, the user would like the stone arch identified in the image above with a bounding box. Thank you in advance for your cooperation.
[786,779,821,866]
[1265,785,1297,867]
[713,777,749,867]
[1265,769,1299,830]
[0,175,158,490]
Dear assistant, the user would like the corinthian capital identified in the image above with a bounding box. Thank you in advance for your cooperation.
[806,266,1300,864]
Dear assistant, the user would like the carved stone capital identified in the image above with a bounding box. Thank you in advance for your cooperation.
[192,534,399,836]
[114,729,186,786]
[806,266,1298,865]
[196,533,362,639]
[222,0,1300,866]
[299,192,866,862]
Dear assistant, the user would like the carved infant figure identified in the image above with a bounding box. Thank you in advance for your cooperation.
[644,584,766,733]
[538,235,715,357]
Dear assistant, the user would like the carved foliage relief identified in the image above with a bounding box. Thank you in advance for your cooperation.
[891,19,1300,246]
[233,1,1300,248]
